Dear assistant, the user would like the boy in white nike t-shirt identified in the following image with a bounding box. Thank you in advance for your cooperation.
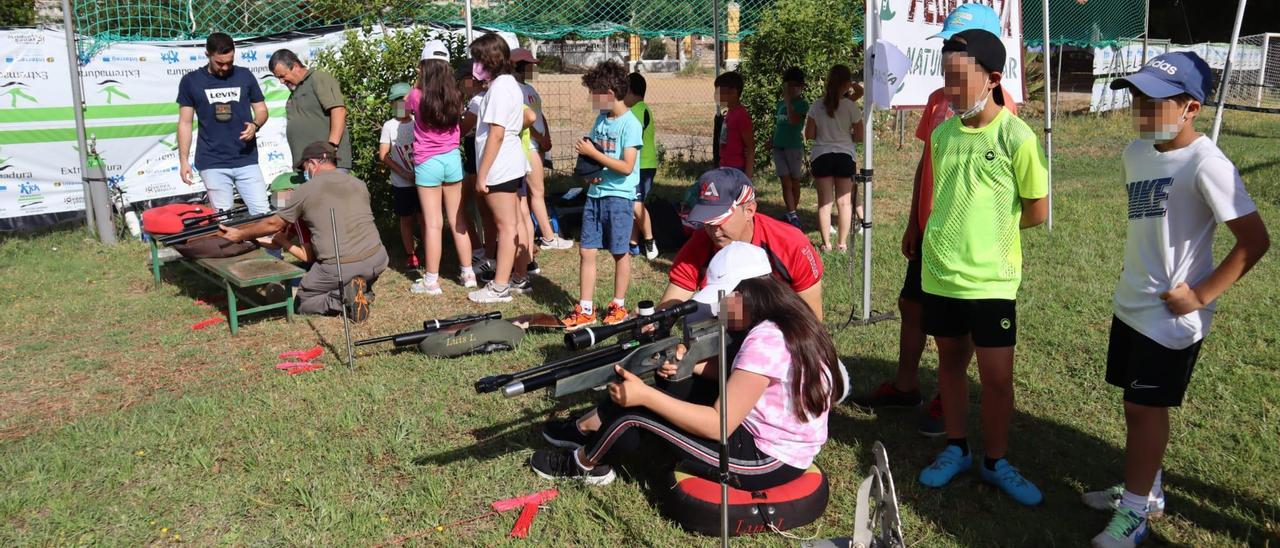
[1084,52,1270,548]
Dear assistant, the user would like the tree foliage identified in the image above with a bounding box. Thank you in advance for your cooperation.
[737,0,861,164]
[1,0,36,26]
[311,27,467,228]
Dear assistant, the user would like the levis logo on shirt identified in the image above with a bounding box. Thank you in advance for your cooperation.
[204,87,241,104]
[1126,177,1173,219]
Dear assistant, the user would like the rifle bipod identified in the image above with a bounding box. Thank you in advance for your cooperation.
[801,441,905,548]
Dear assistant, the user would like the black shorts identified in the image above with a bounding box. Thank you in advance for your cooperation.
[899,259,924,302]
[462,135,477,175]
[1105,316,1203,407]
[922,293,1016,348]
[487,177,523,194]
[811,152,856,178]
[636,168,657,201]
[391,186,420,217]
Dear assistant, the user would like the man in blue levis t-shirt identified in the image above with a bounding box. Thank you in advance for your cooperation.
[176,32,270,214]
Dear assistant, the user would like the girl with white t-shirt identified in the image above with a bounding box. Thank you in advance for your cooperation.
[805,64,865,252]
[468,34,533,303]
[529,274,843,488]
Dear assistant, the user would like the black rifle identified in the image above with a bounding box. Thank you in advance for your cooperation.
[500,319,721,398]
[564,300,695,350]
[181,205,248,228]
[156,209,275,245]
[355,312,502,347]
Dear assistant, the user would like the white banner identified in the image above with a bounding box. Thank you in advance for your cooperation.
[879,0,1025,108]
[1094,41,1265,76]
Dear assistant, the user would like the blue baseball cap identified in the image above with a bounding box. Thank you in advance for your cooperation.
[931,3,1002,40]
[1110,52,1214,102]
[685,168,755,227]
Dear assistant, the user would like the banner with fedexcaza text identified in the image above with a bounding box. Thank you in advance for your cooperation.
[878,0,1025,108]
[0,27,349,230]
[0,25,502,232]
[1090,40,1266,113]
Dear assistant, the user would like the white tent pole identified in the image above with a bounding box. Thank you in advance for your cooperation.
[1211,0,1248,142]
[464,0,473,43]
[1256,34,1269,108]
[858,0,877,321]
[1042,0,1054,232]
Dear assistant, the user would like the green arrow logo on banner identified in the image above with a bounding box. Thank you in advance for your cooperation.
[880,0,896,20]
[96,80,132,104]
[1,82,38,107]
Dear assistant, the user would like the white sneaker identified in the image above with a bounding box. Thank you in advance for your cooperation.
[410,279,442,295]
[1091,507,1149,548]
[538,235,574,250]
[1082,485,1165,519]
[460,271,478,288]
[510,277,533,295]
[643,239,658,260]
[468,281,512,303]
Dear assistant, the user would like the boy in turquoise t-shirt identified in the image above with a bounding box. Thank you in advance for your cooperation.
[774,67,809,228]
[625,72,659,260]
[563,60,643,330]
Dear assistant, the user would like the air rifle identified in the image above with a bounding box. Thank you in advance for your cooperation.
[156,208,275,245]
[500,317,721,398]
[355,311,502,348]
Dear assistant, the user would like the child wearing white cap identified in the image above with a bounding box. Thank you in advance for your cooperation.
[406,40,476,295]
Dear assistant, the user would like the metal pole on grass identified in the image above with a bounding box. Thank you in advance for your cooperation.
[1142,0,1150,64]
[859,0,877,322]
[331,209,354,368]
[1211,0,1249,142]
[712,0,721,77]
[464,0,473,43]
[61,0,116,244]
[717,290,729,548]
[1042,0,1054,232]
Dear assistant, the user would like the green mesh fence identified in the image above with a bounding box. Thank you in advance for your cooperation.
[1022,0,1146,48]
[73,0,1146,54]
[72,0,771,52]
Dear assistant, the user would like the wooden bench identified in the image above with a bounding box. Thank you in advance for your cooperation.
[148,238,305,334]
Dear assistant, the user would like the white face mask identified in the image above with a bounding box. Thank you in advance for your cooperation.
[1139,102,1190,143]
[956,85,992,120]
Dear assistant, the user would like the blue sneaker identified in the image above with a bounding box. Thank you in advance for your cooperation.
[629,242,641,255]
[1091,507,1148,547]
[980,458,1043,506]
[919,445,973,487]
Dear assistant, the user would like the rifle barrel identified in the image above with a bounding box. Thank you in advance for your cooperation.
[475,338,642,394]
[354,311,503,348]
[501,347,633,397]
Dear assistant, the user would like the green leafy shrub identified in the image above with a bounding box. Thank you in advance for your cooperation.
[738,0,862,165]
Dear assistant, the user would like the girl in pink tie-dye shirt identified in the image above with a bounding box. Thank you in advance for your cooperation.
[530,275,843,489]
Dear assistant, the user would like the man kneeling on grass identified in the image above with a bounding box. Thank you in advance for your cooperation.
[220,141,387,323]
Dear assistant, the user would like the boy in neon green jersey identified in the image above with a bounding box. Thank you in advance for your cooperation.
[915,29,1049,507]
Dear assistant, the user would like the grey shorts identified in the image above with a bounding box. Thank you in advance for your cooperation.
[772,148,805,178]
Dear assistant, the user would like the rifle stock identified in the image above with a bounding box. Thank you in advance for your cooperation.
[500,320,722,398]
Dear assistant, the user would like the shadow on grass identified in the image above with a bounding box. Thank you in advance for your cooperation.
[834,353,1279,545]
[411,400,588,467]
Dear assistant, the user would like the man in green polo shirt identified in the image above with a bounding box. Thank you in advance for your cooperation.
[268,49,353,172]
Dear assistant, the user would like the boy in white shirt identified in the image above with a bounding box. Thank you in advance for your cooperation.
[1084,52,1270,548]
[377,82,421,269]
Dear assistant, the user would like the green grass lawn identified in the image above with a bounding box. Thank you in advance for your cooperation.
[1,109,1278,546]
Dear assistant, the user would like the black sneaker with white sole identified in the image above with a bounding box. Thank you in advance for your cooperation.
[530,448,615,485]
[543,418,591,449]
